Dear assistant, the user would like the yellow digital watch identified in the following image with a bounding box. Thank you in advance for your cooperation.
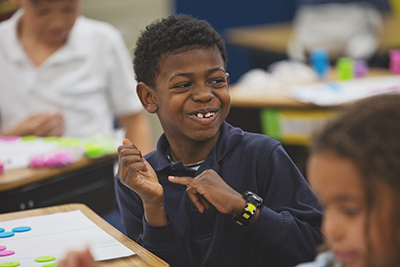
[233,191,263,227]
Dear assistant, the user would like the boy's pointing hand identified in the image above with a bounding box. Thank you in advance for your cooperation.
[169,169,246,216]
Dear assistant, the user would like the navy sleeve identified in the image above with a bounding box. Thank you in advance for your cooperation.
[114,175,190,266]
[248,143,324,265]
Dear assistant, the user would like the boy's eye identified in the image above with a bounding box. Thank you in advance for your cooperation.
[172,83,191,91]
[209,79,226,86]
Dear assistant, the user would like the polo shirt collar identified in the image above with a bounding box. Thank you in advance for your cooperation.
[52,16,87,62]
[147,121,244,172]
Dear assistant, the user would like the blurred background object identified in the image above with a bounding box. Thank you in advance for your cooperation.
[288,1,383,62]
[0,0,18,22]
[176,0,297,83]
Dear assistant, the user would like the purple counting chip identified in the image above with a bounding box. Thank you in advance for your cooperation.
[0,246,5,251]
[0,250,15,257]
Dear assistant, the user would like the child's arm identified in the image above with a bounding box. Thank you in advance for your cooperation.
[1,112,64,137]
[117,139,167,226]
[58,248,98,267]
[169,169,260,223]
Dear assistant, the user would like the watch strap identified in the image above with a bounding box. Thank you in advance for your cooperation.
[233,202,258,227]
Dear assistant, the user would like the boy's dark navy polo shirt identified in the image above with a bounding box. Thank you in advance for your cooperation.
[115,122,323,267]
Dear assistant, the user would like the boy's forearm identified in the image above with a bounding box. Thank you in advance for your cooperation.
[143,200,168,226]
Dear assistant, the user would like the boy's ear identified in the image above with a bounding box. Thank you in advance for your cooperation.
[136,82,158,114]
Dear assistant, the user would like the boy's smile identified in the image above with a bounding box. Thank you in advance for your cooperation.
[149,46,230,162]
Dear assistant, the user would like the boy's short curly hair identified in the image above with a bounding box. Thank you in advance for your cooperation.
[133,14,228,89]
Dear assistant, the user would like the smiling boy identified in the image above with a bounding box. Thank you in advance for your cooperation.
[116,14,323,267]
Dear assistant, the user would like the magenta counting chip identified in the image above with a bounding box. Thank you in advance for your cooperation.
[0,246,5,251]
[0,250,15,257]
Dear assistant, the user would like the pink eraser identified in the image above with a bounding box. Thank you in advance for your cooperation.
[29,151,75,168]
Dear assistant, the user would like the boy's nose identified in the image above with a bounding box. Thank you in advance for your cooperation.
[192,85,213,102]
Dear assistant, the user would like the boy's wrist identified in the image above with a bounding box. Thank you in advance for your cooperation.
[233,191,263,227]
[232,198,247,217]
[143,200,168,226]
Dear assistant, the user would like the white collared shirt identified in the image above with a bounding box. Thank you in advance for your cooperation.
[0,10,143,137]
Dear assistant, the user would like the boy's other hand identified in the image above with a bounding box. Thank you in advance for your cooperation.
[169,169,246,216]
[3,112,64,137]
[117,138,163,204]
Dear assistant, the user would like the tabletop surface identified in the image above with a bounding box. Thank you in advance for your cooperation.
[229,68,392,109]
[0,203,169,267]
[0,154,116,191]
[225,14,400,55]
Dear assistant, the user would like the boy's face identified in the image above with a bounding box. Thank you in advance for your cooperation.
[17,0,79,45]
[308,152,367,267]
[152,46,230,146]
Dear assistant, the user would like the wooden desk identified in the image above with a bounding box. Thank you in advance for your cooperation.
[229,68,391,109]
[226,68,392,176]
[0,155,117,215]
[0,203,169,267]
[225,14,400,56]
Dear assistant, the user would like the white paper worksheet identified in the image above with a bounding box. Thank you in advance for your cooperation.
[291,75,400,106]
[0,210,134,266]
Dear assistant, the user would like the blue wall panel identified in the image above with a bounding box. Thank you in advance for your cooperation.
[174,0,297,82]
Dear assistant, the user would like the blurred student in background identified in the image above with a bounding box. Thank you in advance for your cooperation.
[298,93,400,267]
[0,0,152,154]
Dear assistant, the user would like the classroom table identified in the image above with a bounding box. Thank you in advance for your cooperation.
[0,203,169,267]
[225,68,392,176]
[228,68,391,109]
[224,13,400,58]
[0,154,118,216]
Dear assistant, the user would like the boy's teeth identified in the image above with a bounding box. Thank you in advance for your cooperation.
[196,112,215,118]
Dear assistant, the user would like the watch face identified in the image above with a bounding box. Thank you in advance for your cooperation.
[252,194,263,203]
[245,191,263,206]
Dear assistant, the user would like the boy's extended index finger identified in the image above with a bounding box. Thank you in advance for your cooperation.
[168,176,193,186]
